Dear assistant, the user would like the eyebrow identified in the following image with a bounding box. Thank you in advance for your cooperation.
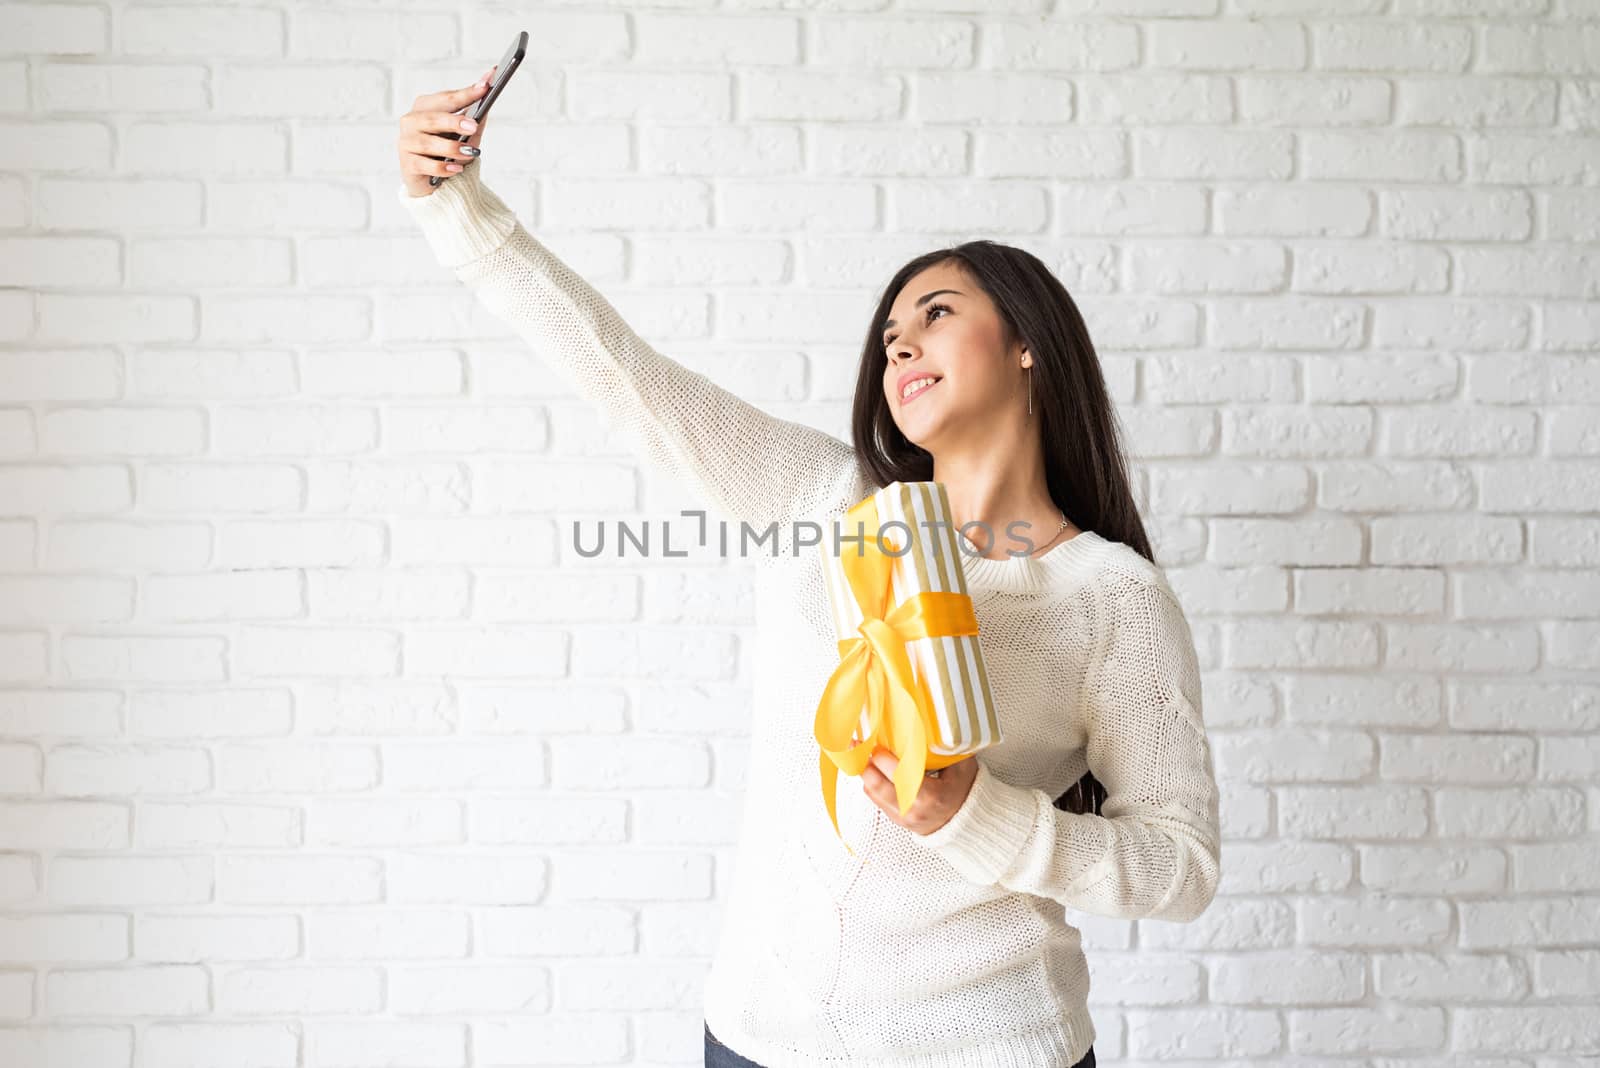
[883,289,964,333]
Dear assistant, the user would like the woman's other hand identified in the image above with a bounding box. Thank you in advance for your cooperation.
[397,67,495,198]
[861,748,980,836]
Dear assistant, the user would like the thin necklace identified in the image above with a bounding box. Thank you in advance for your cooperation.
[1029,512,1071,557]
[959,511,1071,560]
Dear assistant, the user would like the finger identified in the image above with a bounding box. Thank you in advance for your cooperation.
[413,78,489,115]
[400,139,467,177]
[405,131,479,162]
[465,68,495,105]
[401,149,465,180]
[444,115,488,155]
[411,107,485,143]
[861,767,901,810]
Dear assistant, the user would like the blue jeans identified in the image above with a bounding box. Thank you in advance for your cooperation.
[704,1022,763,1068]
[704,1023,1096,1068]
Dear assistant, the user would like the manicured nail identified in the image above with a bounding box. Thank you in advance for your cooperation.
[446,163,464,172]
[460,119,476,132]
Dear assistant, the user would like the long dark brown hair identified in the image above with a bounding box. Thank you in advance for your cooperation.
[849,240,1155,817]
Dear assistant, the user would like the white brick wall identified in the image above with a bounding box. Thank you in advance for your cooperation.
[3,2,1599,1065]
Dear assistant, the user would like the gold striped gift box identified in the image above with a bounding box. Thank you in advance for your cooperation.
[813,480,1003,850]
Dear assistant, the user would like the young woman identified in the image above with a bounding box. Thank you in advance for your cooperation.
[398,74,1221,1068]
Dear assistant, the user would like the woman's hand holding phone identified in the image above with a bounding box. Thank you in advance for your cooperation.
[396,66,495,198]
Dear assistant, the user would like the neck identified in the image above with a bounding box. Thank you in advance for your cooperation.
[932,441,1060,561]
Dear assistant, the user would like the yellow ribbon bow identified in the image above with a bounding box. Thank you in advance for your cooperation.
[813,493,980,855]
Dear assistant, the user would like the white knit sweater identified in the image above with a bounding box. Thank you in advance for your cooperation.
[396,161,1222,1068]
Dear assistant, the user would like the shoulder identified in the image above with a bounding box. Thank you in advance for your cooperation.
[1088,536,1172,594]
[1087,537,1189,622]
[831,452,872,514]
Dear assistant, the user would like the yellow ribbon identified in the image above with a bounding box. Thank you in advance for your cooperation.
[814,493,979,855]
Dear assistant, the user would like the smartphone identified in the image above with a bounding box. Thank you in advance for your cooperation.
[428,30,527,187]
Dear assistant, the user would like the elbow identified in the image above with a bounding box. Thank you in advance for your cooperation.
[1152,833,1221,924]
[1184,838,1222,921]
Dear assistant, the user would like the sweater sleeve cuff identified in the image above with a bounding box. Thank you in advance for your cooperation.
[913,759,1040,885]
[394,158,518,270]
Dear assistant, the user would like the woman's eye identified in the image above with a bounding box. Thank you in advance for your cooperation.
[882,303,951,352]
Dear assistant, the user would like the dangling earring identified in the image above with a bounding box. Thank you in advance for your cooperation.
[1027,364,1033,416]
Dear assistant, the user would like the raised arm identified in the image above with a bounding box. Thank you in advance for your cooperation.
[913,574,1222,923]
[394,159,860,530]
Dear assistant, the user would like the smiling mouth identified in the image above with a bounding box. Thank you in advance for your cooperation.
[899,376,942,404]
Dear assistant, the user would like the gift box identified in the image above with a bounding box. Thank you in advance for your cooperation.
[813,480,1002,855]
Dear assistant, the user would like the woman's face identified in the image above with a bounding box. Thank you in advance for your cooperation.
[880,261,1023,450]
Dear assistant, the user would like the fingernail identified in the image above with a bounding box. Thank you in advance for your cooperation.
[461,145,480,157]
[460,119,477,132]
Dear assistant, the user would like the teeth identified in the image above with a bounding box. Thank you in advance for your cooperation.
[901,376,939,399]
